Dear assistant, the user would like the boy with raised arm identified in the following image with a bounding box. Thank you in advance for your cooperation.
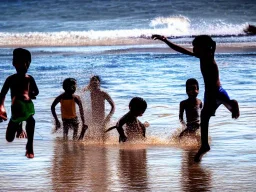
[0,48,39,158]
[179,78,202,137]
[152,34,239,162]
[51,78,88,140]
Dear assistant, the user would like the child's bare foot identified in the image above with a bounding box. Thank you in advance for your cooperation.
[194,145,210,162]
[231,100,239,119]
[25,151,34,158]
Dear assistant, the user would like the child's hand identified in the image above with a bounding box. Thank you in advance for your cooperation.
[82,124,88,132]
[0,105,7,122]
[78,124,88,140]
[152,34,167,41]
[16,130,27,138]
[55,120,61,130]
[143,121,150,128]
[180,120,186,127]
[119,135,127,142]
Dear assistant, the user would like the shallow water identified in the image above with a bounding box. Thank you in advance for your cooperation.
[0,0,256,190]
[0,44,256,191]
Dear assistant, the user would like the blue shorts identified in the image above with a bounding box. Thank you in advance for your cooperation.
[204,86,231,116]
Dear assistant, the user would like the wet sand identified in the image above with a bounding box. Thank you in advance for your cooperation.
[0,121,255,191]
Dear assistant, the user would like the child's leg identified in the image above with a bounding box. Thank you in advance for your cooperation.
[218,87,240,119]
[6,120,20,142]
[63,122,69,140]
[194,108,211,162]
[73,123,78,140]
[25,115,35,158]
[179,124,199,138]
[223,100,239,119]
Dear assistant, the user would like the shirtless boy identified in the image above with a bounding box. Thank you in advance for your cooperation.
[152,34,239,162]
[179,78,202,137]
[106,97,148,142]
[83,75,115,141]
[0,48,39,158]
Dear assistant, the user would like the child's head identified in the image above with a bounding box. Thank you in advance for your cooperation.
[186,78,199,98]
[192,35,216,58]
[89,75,101,89]
[129,97,147,116]
[12,48,31,74]
[63,78,77,94]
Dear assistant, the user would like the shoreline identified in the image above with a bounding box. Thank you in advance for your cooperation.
[1,41,256,55]
[0,36,256,49]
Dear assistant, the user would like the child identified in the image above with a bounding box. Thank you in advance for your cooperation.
[0,48,39,158]
[179,78,202,137]
[51,78,88,140]
[106,97,148,142]
[83,75,115,141]
[152,34,240,162]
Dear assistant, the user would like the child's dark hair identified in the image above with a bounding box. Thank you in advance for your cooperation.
[186,78,199,91]
[129,97,147,113]
[192,35,216,50]
[13,48,31,64]
[90,75,101,82]
[63,78,77,91]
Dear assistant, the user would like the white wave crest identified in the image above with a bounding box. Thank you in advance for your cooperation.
[150,15,190,35]
[150,15,190,28]
[0,22,252,47]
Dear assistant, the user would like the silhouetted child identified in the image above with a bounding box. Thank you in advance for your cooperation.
[152,34,239,162]
[51,78,88,140]
[0,48,39,158]
[106,97,149,142]
[179,78,202,137]
[83,75,115,141]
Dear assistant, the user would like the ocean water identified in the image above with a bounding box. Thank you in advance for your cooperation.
[0,0,256,191]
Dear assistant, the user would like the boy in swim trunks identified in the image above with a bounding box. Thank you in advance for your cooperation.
[51,78,88,140]
[106,97,148,142]
[152,34,240,162]
[0,48,39,158]
[179,78,203,138]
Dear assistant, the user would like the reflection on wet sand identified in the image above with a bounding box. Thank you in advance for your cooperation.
[118,148,149,191]
[181,150,212,192]
[51,140,110,191]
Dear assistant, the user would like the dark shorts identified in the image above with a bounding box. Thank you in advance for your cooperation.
[62,117,79,133]
[204,86,231,116]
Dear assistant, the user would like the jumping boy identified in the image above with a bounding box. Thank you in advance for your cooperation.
[0,48,39,158]
[106,97,148,142]
[179,78,202,137]
[152,34,239,162]
[51,78,88,140]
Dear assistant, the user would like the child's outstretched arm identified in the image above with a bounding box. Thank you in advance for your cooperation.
[74,95,88,140]
[152,35,195,57]
[0,77,11,121]
[51,95,62,130]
